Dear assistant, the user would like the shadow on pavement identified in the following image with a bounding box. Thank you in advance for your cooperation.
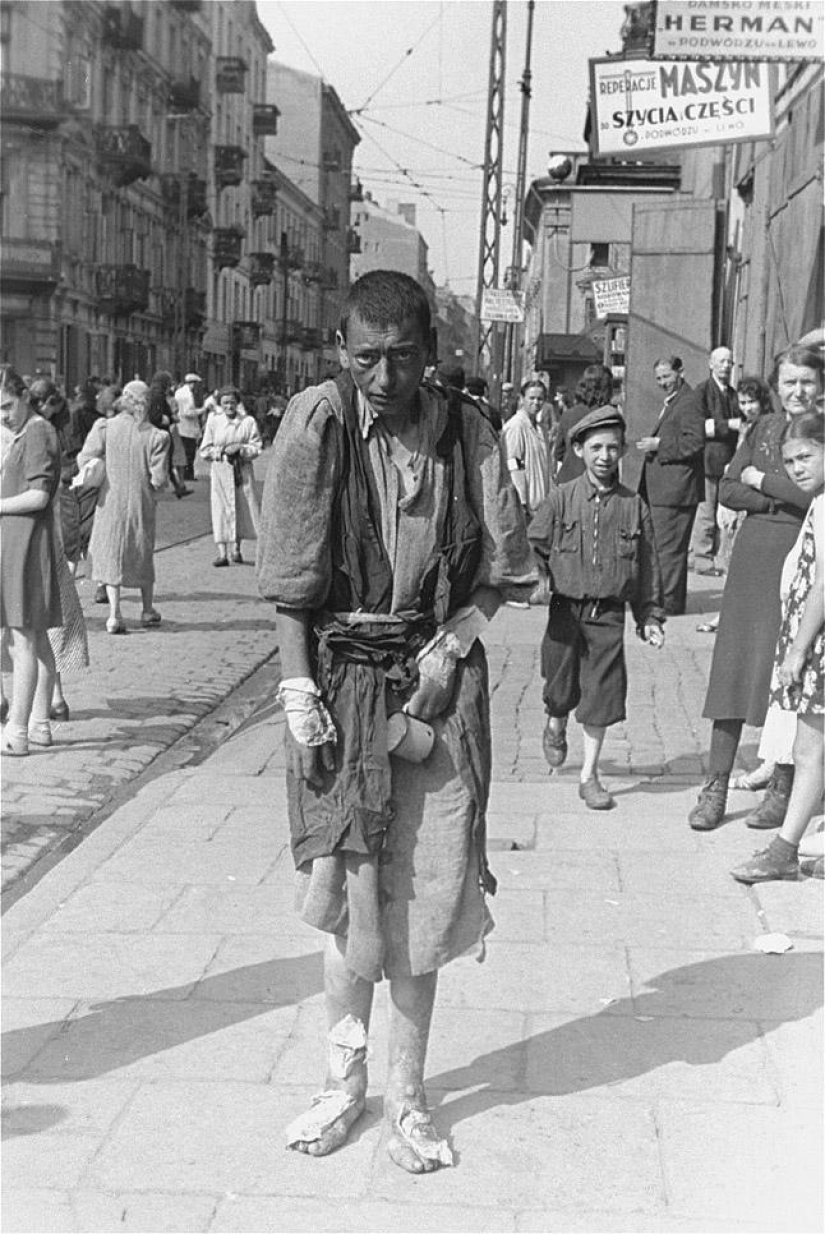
[429,952,823,1131]
[2,951,324,1137]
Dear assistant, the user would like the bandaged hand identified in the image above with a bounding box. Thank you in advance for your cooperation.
[277,677,336,786]
[404,606,489,722]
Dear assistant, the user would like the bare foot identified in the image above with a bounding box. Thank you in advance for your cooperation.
[385,1089,453,1173]
[286,1015,368,1157]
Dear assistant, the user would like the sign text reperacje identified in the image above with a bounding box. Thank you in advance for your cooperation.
[593,277,630,318]
[654,1,824,61]
[589,57,774,156]
[480,289,525,323]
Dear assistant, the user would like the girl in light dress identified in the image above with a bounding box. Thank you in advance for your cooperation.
[733,411,825,882]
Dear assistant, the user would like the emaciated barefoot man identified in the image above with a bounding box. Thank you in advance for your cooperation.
[257,270,533,1172]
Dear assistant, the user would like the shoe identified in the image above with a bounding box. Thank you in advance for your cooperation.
[578,777,615,810]
[106,617,127,634]
[731,763,773,792]
[731,840,799,884]
[800,856,824,879]
[1,726,29,756]
[140,609,162,628]
[231,549,243,564]
[688,773,729,830]
[94,584,108,604]
[542,719,568,770]
[28,720,52,747]
[174,487,193,499]
[213,556,229,568]
[696,622,718,634]
[745,765,793,829]
[49,701,70,722]
[697,564,725,577]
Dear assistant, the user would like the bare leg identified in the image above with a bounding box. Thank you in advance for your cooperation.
[30,631,56,724]
[289,934,374,1157]
[7,628,38,728]
[52,672,67,710]
[106,584,122,625]
[580,723,606,783]
[779,716,824,847]
[385,970,451,1173]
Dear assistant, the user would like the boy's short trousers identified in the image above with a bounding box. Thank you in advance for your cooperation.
[541,594,627,727]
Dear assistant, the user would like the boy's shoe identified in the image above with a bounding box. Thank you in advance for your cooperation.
[542,720,568,770]
[731,839,799,884]
[578,777,615,810]
[688,774,729,830]
[745,765,794,829]
[1,726,28,756]
[28,720,53,747]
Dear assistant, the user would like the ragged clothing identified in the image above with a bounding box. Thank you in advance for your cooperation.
[257,374,534,980]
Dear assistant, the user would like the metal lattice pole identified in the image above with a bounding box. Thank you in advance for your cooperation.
[474,0,507,391]
[506,0,534,388]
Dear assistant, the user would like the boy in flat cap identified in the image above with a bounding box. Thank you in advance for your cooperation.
[527,406,665,808]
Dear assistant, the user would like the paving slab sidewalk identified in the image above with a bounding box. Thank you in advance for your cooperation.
[2,581,823,1233]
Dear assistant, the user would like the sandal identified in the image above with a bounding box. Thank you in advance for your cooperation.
[140,609,162,628]
[106,617,127,635]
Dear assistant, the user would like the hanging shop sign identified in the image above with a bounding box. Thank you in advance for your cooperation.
[592,276,630,318]
[480,289,525,323]
[653,2,823,62]
[588,56,774,156]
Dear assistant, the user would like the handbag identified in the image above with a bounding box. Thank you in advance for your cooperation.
[230,452,244,488]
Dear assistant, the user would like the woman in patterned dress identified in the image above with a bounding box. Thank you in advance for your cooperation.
[733,411,824,882]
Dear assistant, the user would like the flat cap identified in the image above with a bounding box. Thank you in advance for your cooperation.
[184,372,202,383]
[569,404,626,445]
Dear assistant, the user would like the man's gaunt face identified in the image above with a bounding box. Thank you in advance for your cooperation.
[337,313,430,424]
[710,348,733,383]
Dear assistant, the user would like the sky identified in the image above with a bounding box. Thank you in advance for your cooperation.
[255,0,626,292]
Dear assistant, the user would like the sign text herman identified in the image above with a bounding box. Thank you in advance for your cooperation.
[654,2,824,61]
[589,57,774,155]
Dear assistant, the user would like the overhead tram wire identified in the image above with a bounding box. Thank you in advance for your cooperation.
[357,114,483,172]
[352,7,445,115]
[275,1,329,80]
[356,125,451,237]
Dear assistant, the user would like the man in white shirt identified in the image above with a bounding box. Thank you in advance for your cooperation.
[174,372,204,480]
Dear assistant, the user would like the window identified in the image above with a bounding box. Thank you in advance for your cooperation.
[589,242,609,267]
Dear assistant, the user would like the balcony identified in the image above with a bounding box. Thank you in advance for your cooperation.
[283,318,304,345]
[97,264,150,316]
[213,227,245,269]
[347,228,362,255]
[214,144,246,189]
[101,4,144,52]
[168,76,201,112]
[0,74,63,129]
[349,179,364,203]
[0,238,61,291]
[252,103,279,137]
[233,321,261,351]
[161,174,208,220]
[249,252,276,286]
[216,56,247,93]
[251,178,277,217]
[96,124,152,187]
[301,327,323,351]
[185,287,206,326]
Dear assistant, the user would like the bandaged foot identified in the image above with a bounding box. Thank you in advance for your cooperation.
[385,1097,453,1173]
[285,1015,368,1157]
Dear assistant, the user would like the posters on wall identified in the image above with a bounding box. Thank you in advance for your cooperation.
[653,1,824,61]
[480,289,525,323]
[592,277,631,317]
[588,56,774,156]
